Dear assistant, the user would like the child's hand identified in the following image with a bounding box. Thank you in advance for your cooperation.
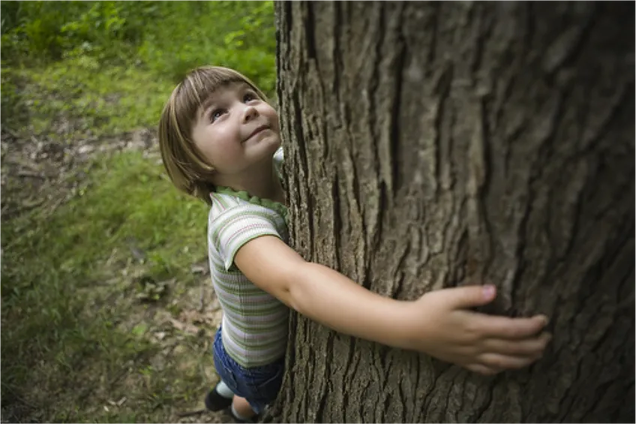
[401,285,552,375]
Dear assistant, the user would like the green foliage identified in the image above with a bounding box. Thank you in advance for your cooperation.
[1,67,30,128]
[1,151,210,421]
[1,1,160,63]
[2,1,276,95]
[137,1,276,93]
[1,1,21,33]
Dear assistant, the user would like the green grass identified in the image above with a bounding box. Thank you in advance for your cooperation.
[4,46,276,141]
[4,56,175,139]
[1,150,215,422]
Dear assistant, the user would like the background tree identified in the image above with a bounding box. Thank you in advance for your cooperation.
[270,2,634,422]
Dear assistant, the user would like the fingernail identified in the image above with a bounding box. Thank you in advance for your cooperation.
[482,285,495,298]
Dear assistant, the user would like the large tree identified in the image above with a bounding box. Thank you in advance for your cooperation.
[268,2,634,422]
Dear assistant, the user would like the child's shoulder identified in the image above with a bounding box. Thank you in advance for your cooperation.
[209,191,242,212]
[208,192,256,222]
[208,190,285,224]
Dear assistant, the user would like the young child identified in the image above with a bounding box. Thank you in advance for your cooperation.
[158,66,551,422]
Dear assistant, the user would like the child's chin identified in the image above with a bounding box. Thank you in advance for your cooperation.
[263,137,282,152]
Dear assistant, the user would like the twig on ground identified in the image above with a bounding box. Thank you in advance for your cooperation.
[17,170,46,179]
[177,408,206,418]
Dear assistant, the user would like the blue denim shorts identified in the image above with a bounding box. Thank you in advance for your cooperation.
[212,327,285,414]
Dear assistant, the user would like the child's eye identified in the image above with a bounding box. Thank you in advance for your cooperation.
[211,109,225,122]
[243,92,257,103]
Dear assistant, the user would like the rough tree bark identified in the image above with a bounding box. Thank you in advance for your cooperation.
[269,2,634,422]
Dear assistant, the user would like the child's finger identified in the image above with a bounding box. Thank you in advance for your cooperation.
[478,352,541,370]
[466,363,501,376]
[479,314,549,339]
[484,332,552,356]
[441,284,498,309]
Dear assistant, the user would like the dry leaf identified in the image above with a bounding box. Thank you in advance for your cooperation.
[169,318,200,335]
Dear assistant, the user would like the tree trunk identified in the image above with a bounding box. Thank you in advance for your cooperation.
[270,2,634,422]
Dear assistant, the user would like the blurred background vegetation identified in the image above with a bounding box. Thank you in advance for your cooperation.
[2,0,276,133]
[1,2,277,422]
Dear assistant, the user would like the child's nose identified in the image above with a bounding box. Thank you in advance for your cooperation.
[243,106,258,122]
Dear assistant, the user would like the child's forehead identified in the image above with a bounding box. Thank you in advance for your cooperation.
[200,81,251,107]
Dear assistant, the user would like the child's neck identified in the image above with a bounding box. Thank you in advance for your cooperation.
[215,163,285,205]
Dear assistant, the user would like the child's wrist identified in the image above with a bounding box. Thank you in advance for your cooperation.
[385,299,431,352]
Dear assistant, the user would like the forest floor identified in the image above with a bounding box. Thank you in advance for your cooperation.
[1,109,234,422]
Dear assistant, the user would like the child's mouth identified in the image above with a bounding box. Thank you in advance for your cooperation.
[245,126,269,142]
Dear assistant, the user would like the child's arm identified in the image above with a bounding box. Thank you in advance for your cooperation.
[234,235,551,375]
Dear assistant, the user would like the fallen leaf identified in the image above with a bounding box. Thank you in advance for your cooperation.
[169,318,200,335]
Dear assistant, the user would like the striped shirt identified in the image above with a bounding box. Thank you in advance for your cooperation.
[207,148,289,368]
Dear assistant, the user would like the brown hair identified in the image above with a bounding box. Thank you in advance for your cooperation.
[158,66,267,204]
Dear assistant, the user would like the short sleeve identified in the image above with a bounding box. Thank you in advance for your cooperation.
[210,204,283,271]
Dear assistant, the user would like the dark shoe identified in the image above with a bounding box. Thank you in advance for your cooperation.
[204,383,233,412]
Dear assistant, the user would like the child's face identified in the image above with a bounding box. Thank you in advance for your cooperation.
[191,82,281,176]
